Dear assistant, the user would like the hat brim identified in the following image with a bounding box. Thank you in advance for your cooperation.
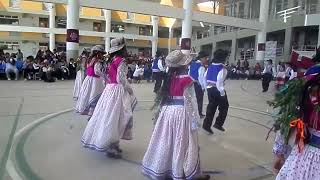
[109,44,125,54]
[166,55,193,68]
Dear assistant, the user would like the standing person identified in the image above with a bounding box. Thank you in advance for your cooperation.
[142,50,210,180]
[73,48,90,101]
[273,73,320,180]
[5,53,19,80]
[285,62,296,82]
[189,51,208,118]
[202,49,229,134]
[81,38,137,159]
[75,45,105,116]
[152,52,165,93]
[261,59,273,92]
[16,49,23,61]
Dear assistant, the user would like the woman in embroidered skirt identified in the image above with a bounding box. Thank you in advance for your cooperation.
[75,45,105,116]
[73,48,90,101]
[81,38,137,159]
[273,71,320,180]
[142,50,210,180]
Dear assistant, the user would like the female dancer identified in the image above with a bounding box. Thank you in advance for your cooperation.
[73,48,90,101]
[273,71,320,180]
[75,45,105,116]
[81,38,137,158]
[142,50,210,180]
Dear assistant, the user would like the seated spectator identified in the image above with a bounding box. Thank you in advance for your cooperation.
[143,63,152,82]
[5,53,19,80]
[23,56,35,80]
[41,60,55,82]
[127,67,134,83]
[68,58,77,79]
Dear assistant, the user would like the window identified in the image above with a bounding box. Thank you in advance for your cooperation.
[139,26,151,36]
[56,43,66,52]
[0,15,19,25]
[93,22,102,32]
[39,42,48,51]
[39,17,49,28]
[9,0,20,8]
[111,24,125,33]
[57,18,66,28]
[0,41,19,50]
[9,32,20,36]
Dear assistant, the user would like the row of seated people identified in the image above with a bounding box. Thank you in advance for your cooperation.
[0,54,77,82]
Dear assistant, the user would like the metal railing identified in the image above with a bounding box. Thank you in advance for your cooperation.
[292,45,318,52]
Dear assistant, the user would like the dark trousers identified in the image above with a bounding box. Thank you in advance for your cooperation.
[153,72,163,93]
[262,73,273,92]
[203,87,229,128]
[194,82,204,115]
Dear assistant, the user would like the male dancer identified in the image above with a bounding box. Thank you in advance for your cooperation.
[152,51,165,93]
[203,49,229,134]
[262,59,273,92]
[189,51,208,118]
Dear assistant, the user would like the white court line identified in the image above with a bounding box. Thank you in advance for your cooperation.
[6,109,73,180]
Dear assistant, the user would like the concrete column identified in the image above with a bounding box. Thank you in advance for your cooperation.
[318,26,320,48]
[181,0,193,54]
[230,38,237,62]
[66,0,80,62]
[284,27,292,61]
[151,16,159,57]
[255,0,269,61]
[168,27,173,53]
[47,3,55,52]
[103,9,111,52]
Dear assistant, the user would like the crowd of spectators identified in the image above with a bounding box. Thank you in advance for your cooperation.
[0,48,77,82]
[226,59,263,80]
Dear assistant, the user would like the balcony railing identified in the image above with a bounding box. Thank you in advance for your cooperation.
[292,45,318,52]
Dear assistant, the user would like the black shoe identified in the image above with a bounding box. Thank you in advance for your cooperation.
[200,114,205,118]
[193,174,210,180]
[262,90,267,92]
[115,146,123,153]
[202,126,214,135]
[213,124,225,132]
[106,151,122,159]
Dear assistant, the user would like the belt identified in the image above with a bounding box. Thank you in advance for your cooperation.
[309,133,320,148]
[165,99,184,106]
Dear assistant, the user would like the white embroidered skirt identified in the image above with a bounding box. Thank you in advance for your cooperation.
[73,70,85,101]
[142,104,201,180]
[276,144,320,180]
[75,76,104,115]
[81,84,137,152]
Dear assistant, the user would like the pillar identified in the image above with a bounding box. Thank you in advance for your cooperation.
[284,27,292,61]
[46,3,55,52]
[255,0,269,61]
[318,25,320,48]
[181,0,193,54]
[151,16,159,57]
[66,0,80,62]
[103,9,111,52]
[230,38,237,62]
[168,27,173,53]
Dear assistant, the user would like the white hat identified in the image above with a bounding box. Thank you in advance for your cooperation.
[109,37,126,54]
[91,45,105,53]
[165,50,193,68]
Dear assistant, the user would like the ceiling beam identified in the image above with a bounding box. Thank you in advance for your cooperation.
[28,0,262,31]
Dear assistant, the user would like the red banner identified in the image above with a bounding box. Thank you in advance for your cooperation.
[66,29,79,43]
[181,38,191,50]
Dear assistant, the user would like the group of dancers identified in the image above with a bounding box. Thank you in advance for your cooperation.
[71,37,234,180]
[71,37,320,180]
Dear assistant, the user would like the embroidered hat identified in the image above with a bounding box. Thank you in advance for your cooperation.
[165,50,193,68]
[109,37,126,54]
[91,45,105,54]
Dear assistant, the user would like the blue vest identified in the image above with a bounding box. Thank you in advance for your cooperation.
[189,61,202,81]
[152,57,160,72]
[207,63,224,83]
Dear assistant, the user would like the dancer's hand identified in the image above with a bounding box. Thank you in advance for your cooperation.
[273,155,284,175]
[127,87,133,95]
